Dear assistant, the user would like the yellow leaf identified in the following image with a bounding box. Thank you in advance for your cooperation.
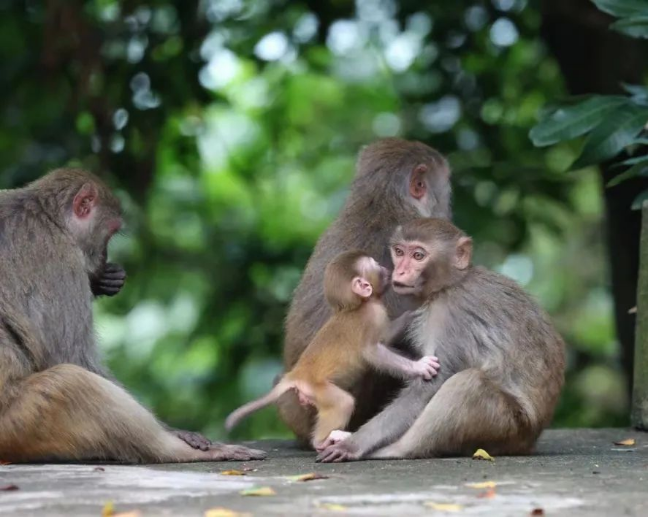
[102,501,115,517]
[465,481,497,489]
[205,508,251,517]
[114,512,142,517]
[472,449,494,461]
[477,488,497,499]
[614,438,636,446]
[239,486,276,497]
[424,502,464,512]
[287,473,330,482]
[220,470,246,476]
[316,503,347,512]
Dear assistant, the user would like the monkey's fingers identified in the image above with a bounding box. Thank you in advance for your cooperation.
[316,445,352,463]
[209,443,267,461]
[103,262,127,276]
[174,430,212,451]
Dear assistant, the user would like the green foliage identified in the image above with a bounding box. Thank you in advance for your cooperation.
[530,0,648,208]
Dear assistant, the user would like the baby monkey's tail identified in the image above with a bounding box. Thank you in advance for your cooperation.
[225,378,294,431]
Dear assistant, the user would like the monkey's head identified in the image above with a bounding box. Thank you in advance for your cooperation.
[324,250,390,311]
[355,138,451,219]
[390,218,472,299]
[29,168,123,273]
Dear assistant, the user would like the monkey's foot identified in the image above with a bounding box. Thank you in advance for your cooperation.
[209,443,267,461]
[316,440,360,463]
[316,430,352,451]
[173,430,212,451]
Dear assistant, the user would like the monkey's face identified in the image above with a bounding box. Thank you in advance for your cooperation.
[390,240,436,296]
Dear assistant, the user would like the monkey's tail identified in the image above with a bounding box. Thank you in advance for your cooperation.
[225,379,293,431]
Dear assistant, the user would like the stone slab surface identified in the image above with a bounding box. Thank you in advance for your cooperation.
[0,429,646,516]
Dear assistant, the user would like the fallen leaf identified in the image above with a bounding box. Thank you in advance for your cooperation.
[288,473,330,482]
[205,508,251,517]
[530,509,545,516]
[102,502,115,517]
[614,438,636,446]
[477,488,497,499]
[0,485,18,491]
[472,449,494,461]
[94,467,106,472]
[114,512,142,517]
[220,470,246,476]
[424,502,464,512]
[465,481,497,489]
[316,503,347,512]
[0,461,12,466]
[239,486,276,497]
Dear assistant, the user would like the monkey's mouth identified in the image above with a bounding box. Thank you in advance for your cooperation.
[392,281,415,292]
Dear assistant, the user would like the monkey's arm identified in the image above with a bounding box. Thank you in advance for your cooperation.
[91,263,126,297]
[317,374,450,462]
[363,344,439,381]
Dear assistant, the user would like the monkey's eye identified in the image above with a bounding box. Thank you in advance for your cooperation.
[394,247,404,257]
[413,251,425,261]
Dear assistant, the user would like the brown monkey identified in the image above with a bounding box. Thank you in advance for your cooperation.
[227,250,439,448]
[282,139,452,443]
[0,168,265,463]
[317,218,565,462]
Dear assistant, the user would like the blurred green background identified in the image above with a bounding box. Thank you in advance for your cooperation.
[1,0,646,440]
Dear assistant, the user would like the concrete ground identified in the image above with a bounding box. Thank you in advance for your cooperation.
[0,429,646,516]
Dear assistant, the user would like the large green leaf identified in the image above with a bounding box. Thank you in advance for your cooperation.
[529,96,628,147]
[607,161,648,186]
[593,0,648,17]
[632,189,648,209]
[611,16,648,38]
[571,104,648,169]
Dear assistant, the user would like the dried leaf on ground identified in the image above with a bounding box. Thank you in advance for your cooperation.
[472,449,494,461]
[465,481,497,489]
[102,502,115,517]
[424,502,464,512]
[614,438,636,446]
[477,488,497,499]
[239,486,276,497]
[113,512,142,517]
[0,461,12,466]
[316,503,347,512]
[94,467,106,472]
[205,508,251,517]
[530,509,545,516]
[220,470,246,476]
[287,473,330,482]
[0,485,18,491]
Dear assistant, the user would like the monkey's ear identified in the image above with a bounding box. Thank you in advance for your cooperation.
[351,277,373,298]
[409,164,428,200]
[73,183,98,219]
[455,236,472,270]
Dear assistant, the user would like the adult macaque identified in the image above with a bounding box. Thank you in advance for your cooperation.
[0,169,265,463]
[282,139,452,442]
[317,218,565,462]
[226,251,439,448]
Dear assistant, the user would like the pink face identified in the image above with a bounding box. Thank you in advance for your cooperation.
[390,241,430,295]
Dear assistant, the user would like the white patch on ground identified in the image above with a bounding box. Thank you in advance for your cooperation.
[0,464,254,514]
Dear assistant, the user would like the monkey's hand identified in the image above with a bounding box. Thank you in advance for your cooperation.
[316,438,360,463]
[209,443,267,461]
[316,430,352,452]
[413,355,440,380]
[91,263,126,297]
[173,429,212,451]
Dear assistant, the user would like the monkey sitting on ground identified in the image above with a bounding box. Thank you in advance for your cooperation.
[0,168,265,463]
[226,250,440,449]
[317,218,565,462]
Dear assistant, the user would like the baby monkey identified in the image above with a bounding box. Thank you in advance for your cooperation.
[225,250,440,449]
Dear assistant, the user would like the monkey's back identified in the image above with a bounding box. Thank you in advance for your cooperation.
[289,307,385,388]
[437,266,566,426]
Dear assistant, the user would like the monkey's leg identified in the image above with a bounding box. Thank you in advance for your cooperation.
[276,391,317,446]
[371,369,533,459]
[0,364,265,463]
[311,383,355,449]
